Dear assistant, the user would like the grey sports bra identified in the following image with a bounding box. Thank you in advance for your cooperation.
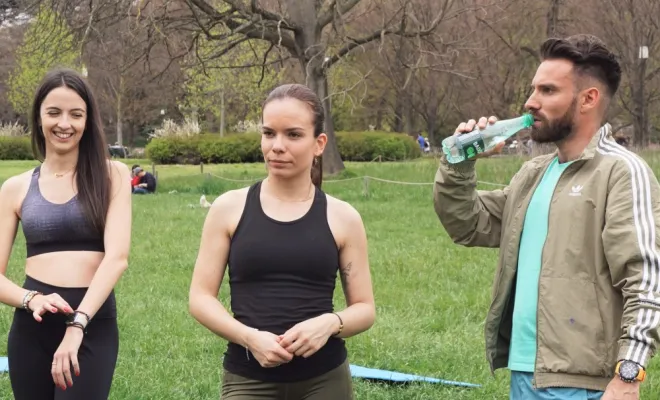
[20,165,105,258]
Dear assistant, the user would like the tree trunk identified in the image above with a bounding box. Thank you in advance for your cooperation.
[632,55,649,148]
[546,0,563,37]
[286,0,345,175]
[427,114,438,145]
[307,67,345,175]
[375,97,386,130]
[220,89,225,137]
[116,91,123,148]
[404,97,415,134]
[393,95,404,132]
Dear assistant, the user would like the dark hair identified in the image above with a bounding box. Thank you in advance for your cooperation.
[262,83,325,188]
[540,34,622,98]
[31,68,111,235]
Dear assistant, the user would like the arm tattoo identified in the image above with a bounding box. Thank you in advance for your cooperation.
[340,262,352,285]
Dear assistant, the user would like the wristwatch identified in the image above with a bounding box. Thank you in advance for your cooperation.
[615,360,646,383]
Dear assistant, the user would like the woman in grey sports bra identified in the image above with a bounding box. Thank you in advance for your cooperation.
[0,68,133,399]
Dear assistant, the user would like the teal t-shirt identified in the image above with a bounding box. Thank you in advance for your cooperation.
[508,157,574,372]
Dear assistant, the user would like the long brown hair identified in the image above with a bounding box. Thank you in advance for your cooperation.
[263,84,324,188]
[30,68,111,235]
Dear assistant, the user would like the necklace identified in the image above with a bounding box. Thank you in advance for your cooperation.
[43,163,74,178]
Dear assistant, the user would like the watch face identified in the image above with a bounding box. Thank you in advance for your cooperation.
[620,361,639,380]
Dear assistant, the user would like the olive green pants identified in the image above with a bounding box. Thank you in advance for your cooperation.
[220,360,353,400]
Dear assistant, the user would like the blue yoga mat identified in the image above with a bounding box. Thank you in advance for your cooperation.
[0,356,481,388]
[349,364,480,388]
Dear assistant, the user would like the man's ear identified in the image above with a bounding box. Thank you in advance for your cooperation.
[580,86,601,113]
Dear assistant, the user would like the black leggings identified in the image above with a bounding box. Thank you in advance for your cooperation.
[7,275,119,400]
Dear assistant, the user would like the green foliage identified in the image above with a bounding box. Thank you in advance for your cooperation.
[7,2,81,117]
[145,131,421,164]
[180,24,284,129]
[198,134,262,164]
[145,133,262,165]
[0,137,33,160]
[337,131,421,161]
[144,136,205,165]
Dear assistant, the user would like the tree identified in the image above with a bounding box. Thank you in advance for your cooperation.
[577,0,660,147]
[7,1,80,116]
[0,10,27,123]
[158,0,474,174]
[181,30,284,134]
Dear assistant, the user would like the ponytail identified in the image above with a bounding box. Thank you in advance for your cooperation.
[311,156,323,188]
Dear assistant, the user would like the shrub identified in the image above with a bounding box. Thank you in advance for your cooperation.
[0,136,33,160]
[336,131,421,161]
[149,117,201,139]
[145,131,420,164]
[0,121,28,137]
[145,136,203,164]
[198,134,262,163]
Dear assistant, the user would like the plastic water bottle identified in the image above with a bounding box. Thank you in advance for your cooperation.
[441,114,534,163]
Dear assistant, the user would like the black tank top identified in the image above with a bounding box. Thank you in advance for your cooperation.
[223,181,347,382]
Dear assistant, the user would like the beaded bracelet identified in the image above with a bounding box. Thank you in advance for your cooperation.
[22,290,42,311]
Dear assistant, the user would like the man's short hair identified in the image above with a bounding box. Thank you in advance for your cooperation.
[540,34,622,98]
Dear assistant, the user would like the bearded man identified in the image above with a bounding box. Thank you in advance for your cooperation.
[433,34,660,400]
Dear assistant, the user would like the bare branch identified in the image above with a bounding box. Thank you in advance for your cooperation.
[326,2,471,68]
[186,0,298,53]
[318,0,362,29]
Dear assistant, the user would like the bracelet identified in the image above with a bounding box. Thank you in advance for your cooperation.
[332,312,344,336]
[22,290,42,311]
[65,320,87,334]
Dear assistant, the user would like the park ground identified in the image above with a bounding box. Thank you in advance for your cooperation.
[0,155,659,399]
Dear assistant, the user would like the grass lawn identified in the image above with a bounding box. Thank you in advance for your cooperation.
[0,155,659,399]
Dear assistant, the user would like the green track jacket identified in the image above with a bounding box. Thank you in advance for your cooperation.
[433,124,660,391]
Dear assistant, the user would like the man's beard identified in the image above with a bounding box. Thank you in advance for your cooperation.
[531,98,577,144]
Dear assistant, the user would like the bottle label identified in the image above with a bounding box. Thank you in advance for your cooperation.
[457,132,486,159]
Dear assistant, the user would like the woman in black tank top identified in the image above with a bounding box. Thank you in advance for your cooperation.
[189,84,375,399]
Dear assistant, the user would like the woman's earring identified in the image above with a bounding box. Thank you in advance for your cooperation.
[313,157,318,166]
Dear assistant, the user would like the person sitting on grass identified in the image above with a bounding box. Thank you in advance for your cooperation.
[131,167,156,194]
[188,83,376,400]
[130,164,140,189]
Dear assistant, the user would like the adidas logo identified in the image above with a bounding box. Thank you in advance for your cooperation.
[569,185,583,197]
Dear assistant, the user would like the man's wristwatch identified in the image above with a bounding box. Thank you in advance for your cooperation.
[615,360,646,383]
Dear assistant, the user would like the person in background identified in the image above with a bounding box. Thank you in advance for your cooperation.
[130,164,140,190]
[131,167,156,194]
[0,68,131,399]
[417,133,426,151]
[188,83,376,399]
[434,34,659,400]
